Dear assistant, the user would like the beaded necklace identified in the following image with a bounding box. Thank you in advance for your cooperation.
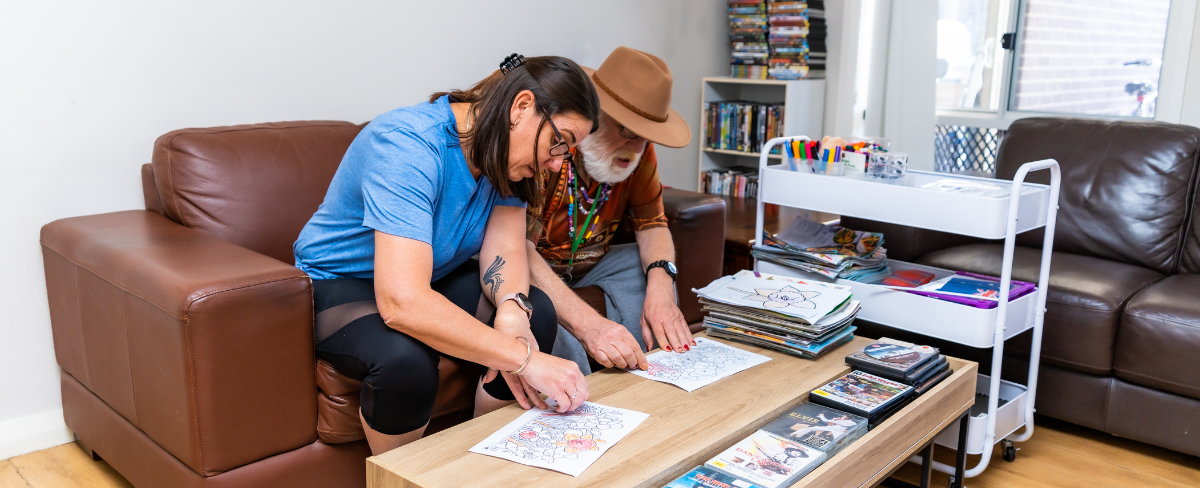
[561,159,612,283]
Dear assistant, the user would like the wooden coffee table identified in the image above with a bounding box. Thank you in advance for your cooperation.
[368,334,977,488]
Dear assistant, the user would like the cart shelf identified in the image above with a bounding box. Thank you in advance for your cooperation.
[758,166,1052,239]
[756,259,1037,348]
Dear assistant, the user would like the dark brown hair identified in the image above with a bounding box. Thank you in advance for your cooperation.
[431,56,600,203]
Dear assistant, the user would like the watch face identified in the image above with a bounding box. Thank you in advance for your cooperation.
[517,293,534,311]
[666,262,677,275]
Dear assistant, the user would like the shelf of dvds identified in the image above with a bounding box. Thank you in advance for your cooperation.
[696,76,824,192]
[750,136,1062,483]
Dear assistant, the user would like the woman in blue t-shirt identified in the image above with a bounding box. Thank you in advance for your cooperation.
[294,55,599,455]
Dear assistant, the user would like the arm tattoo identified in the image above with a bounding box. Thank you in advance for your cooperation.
[483,256,506,303]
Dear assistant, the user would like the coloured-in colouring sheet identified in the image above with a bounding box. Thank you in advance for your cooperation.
[693,272,853,322]
[468,400,648,477]
[627,337,772,392]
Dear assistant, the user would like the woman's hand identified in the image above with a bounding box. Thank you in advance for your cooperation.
[517,352,590,413]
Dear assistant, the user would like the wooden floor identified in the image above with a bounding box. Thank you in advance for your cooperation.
[1,415,1197,487]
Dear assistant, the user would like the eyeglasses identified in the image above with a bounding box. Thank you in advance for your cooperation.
[547,117,573,162]
[617,124,639,140]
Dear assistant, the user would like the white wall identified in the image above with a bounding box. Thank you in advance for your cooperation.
[0,0,727,459]
[880,0,938,169]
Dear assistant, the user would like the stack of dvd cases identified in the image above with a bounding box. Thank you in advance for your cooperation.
[729,0,769,78]
[845,338,953,396]
[664,402,868,488]
[809,370,914,429]
[806,1,827,78]
[766,0,809,79]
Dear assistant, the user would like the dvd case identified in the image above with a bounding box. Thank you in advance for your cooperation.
[759,402,867,456]
[705,430,826,488]
[809,370,913,418]
[663,465,767,488]
[844,338,939,380]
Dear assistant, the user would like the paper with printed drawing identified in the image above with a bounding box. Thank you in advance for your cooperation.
[693,271,853,322]
[627,337,772,392]
[468,400,648,477]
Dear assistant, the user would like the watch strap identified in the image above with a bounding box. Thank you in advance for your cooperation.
[498,292,533,319]
[646,260,677,282]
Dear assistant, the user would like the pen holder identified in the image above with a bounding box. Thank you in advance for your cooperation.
[823,158,845,176]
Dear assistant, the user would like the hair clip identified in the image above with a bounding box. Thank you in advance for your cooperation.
[499,53,526,75]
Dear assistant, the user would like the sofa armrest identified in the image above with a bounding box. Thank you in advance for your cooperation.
[663,188,726,323]
[41,210,316,476]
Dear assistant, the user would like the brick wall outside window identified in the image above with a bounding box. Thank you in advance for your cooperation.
[1011,0,1171,118]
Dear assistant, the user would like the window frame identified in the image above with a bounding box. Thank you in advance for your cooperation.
[935,0,1198,130]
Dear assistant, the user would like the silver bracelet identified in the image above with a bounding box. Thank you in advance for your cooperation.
[510,337,532,375]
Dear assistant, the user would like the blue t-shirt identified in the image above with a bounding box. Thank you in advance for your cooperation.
[294,96,525,282]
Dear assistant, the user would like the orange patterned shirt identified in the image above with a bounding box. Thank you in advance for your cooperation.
[527,144,668,279]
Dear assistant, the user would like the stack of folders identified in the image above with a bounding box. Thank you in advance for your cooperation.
[751,216,891,284]
[664,402,868,488]
[809,370,914,429]
[695,270,859,359]
[845,338,952,397]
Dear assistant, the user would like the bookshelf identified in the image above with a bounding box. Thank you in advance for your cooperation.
[697,76,825,191]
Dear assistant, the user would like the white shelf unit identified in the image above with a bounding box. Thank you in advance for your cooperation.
[751,137,1062,480]
[697,77,825,191]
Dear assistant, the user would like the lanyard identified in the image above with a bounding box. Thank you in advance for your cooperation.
[561,160,609,283]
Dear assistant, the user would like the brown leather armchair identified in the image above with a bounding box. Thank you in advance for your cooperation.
[40,121,726,488]
[844,117,1200,457]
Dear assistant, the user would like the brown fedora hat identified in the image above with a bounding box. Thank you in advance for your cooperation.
[583,47,691,148]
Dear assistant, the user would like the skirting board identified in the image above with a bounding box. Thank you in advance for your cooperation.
[0,408,74,461]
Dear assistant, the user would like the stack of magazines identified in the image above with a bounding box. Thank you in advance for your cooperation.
[664,402,868,488]
[694,270,859,359]
[752,216,890,283]
[846,338,952,396]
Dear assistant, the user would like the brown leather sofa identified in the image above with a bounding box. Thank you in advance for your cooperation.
[844,117,1200,457]
[39,120,726,488]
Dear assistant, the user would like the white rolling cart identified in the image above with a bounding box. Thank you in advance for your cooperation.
[750,137,1061,486]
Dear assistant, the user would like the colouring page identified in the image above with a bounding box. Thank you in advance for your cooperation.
[694,272,852,322]
[468,400,648,477]
[628,337,772,392]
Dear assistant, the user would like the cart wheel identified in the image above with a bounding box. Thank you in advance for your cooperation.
[1002,440,1016,462]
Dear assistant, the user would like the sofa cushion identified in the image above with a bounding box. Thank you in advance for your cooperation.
[1114,274,1200,400]
[918,243,1163,374]
[151,121,363,263]
[996,118,1200,274]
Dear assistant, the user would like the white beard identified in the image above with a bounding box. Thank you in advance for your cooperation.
[578,132,643,184]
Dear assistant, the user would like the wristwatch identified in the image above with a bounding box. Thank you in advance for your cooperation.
[646,260,678,282]
[498,292,534,319]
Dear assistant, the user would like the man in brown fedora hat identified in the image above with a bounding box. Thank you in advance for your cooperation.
[525,47,694,375]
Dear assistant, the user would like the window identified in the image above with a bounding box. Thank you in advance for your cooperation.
[933,0,1180,175]
[1011,0,1171,118]
[936,0,1010,111]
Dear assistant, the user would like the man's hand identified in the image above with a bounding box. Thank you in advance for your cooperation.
[485,305,548,410]
[641,269,693,353]
[576,316,648,370]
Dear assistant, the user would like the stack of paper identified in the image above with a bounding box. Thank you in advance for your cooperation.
[751,217,891,284]
[694,271,858,359]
